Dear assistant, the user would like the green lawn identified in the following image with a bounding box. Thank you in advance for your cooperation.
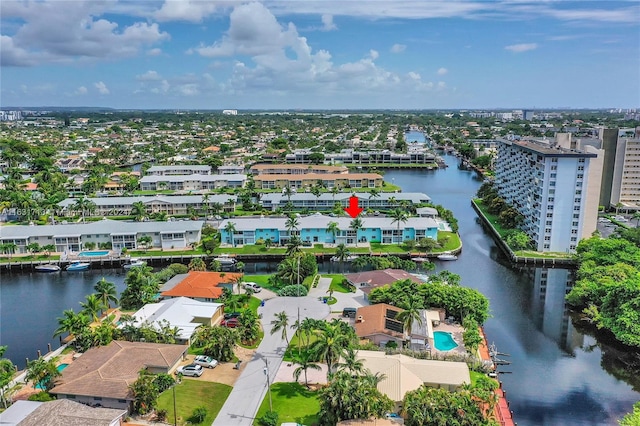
[243,274,279,292]
[323,274,351,293]
[253,382,320,426]
[435,231,462,252]
[156,380,232,426]
[370,243,406,253]
[470,371,485,387]
[473,199,509,237]
[283,332,320,362]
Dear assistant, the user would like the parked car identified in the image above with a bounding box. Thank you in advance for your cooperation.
[193,355,218,369]
[242,282,262,293]
[176,363,203,377]
[221,318,239,328]
[342,307,357,318]
[224,312,241,320]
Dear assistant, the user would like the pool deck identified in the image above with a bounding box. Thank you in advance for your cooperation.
[431,322,466,356]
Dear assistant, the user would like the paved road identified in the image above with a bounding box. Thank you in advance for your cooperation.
[212,296,329,426]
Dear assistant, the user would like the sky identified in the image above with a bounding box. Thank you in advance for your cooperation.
[1,1,639,110]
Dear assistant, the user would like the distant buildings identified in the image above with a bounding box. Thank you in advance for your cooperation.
[146,165,212,176]
[610,137,640,211]
[222,109,238,115]
[258,192,430,212]
[254,172,383,190]
[495,138,602,252]
[139,174,247,191]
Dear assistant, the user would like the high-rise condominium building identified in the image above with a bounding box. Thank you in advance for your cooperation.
[495,138,603,252]
[610,137,640,211]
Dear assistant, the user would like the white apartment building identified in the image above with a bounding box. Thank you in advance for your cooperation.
[495,139,602,252]
[610,138,640,211]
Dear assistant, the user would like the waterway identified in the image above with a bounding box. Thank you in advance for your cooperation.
[1,154,639,425]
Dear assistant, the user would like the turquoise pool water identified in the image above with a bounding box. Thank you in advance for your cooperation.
[35,364,68,389]
[78,250,109,257]
[434,331,458,351]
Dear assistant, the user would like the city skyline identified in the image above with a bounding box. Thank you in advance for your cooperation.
[1,1,639,110]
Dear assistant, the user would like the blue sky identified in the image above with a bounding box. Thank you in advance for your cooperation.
[1,1,639,109]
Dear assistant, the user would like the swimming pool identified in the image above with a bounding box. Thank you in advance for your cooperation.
[434,331,458,351]
[78,250,110,257]
[35,364,68,389]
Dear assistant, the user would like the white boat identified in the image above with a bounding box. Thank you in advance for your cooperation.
[330,255,358,262]
[35,264,61,272]
[437,253,458,261]
[123,258,146,269]
[66,262,90,271]
[213,254,237,265]
[411,257,429,263]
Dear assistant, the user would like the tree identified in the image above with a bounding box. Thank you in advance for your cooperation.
[224,221,237,246]
[237,309,260,345]
[130,369,158,415]
[72,197,96,223]
[317,371,394,426]
[270,311,290,345]
[334,243,350,264]
[42,244,56,257]
[80,294,104,322]
[131,201,147,221]
[327,221,340,243]
[417,237,440,254]
[0,346,16,408]
[620,402,640,426]
[396,298,424,340]
[633,212,640,227]
[310,319,355,380]
[336,348,365,375]
[389,208,409,244]
[349,217,363,247]
[94,277,118,310]
[462,317,483,355]
[403,385,489,426]
[292,352,321,388]
[285,236,303,257]
[188,257,207,271]
[137,235,152,252]
[25,356,61,392]
[504,230,533,251]
[193,325,238,362]
[53,309,90,341]
[120,266,159,310]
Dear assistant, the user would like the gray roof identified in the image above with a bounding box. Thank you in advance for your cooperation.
[147,165,211,172]
[140,174,247,183]
[58,195,237,208]
[16,399,127,426]
[0,400,41,425]
[0,219,204,239]
[161,273,189,293]
[260,192,430,203]
[219,213,437,231]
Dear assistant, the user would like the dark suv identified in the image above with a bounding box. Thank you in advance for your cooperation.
[342,307,357,318]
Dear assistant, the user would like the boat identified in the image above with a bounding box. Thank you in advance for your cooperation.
[411,257,429,263]
[330,255,358,262]
[123,258,146,269]
[213,254,237,265]
[35,264,61,272]
[437,253,458,261]
[66,262,90,271]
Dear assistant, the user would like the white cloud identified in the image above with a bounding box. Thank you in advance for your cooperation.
[177,83,199,96]
[505,43,538,53]
[390,44,406,53]
[320,14,337,31]
[147,48,163,56]
[0,1,170,66]
[369,49,379,60]
[437,67,448,75]
[94,81,110,95]
[75,86,88,95]
[137,70,162,81]
[154,0,220,22]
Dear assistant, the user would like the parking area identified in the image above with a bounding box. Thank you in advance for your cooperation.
[175,347,257,386]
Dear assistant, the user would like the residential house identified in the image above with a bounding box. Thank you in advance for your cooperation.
[353,303,406,348]
[259,192,430,212]
[218,214,438,247]
[249,164,348,175]
[354,350,470,407]
[145,165,212,176]
[0,399,127,426]
[139,174,246,191]
[131,297,224,344]
[50,341,187,411]
[345,269,423,298]
[253,172,383,190]
[160,271,242,302]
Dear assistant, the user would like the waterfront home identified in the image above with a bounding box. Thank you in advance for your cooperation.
[0,399,127,426]
[57,195,237,217]
[352,350,470,407]
[50,341,187,412]
[131,297,224,344]
[218,213,438,246]
[139,173,247,191]
[146,164,212,176]
[0,219,203,253]
[353,303,406,348]
[253,172,383,190]
[345,269,423,298]
[259,192,430,212]
[160,271,242,302]
[250,164,348,175]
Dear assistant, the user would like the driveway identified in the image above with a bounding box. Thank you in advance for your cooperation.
[212,296,329,426]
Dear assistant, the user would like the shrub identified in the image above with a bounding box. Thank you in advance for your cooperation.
[277,284,308,297]
[155,409,167,422]
[258,410,279,426]
[385,340,398,349]
[188,406,208,424]
[28,392,55,402]
[153,373,175,393]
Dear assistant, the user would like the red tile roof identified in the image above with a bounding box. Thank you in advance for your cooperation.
[161,271,242,299]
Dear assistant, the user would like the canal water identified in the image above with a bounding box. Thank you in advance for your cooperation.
[1,154,638,424]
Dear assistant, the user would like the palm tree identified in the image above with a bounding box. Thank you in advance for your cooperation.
[81,294,105,323]
[270,311,290,345]
[389,208,409,245]
[334,243,350,265]
[42,244,56,257]
[25,357,61,392]
[286,235,303,257]
[53,309,90,339]
[310,185,322,211]
[72,197,96,223]
[349,217,363,247]
[201,193,210,217]
[326,221,340,244]
[224,221,237,246]
[396,298,424,344]
[336,348,365,375]
[285,214,300,236]
[283,185,295,205]
[130,201,146,221]
[1,242,17,258]
[188,257,207,271]
[368,189,381,209]
[292,352,321,388]
[633,211,640,226]
[310,320,353,380]
[94,277,118,310]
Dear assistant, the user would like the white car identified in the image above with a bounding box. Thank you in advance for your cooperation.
[242,282,262,293]
[193,355,218,369]
[176,363,203,377]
